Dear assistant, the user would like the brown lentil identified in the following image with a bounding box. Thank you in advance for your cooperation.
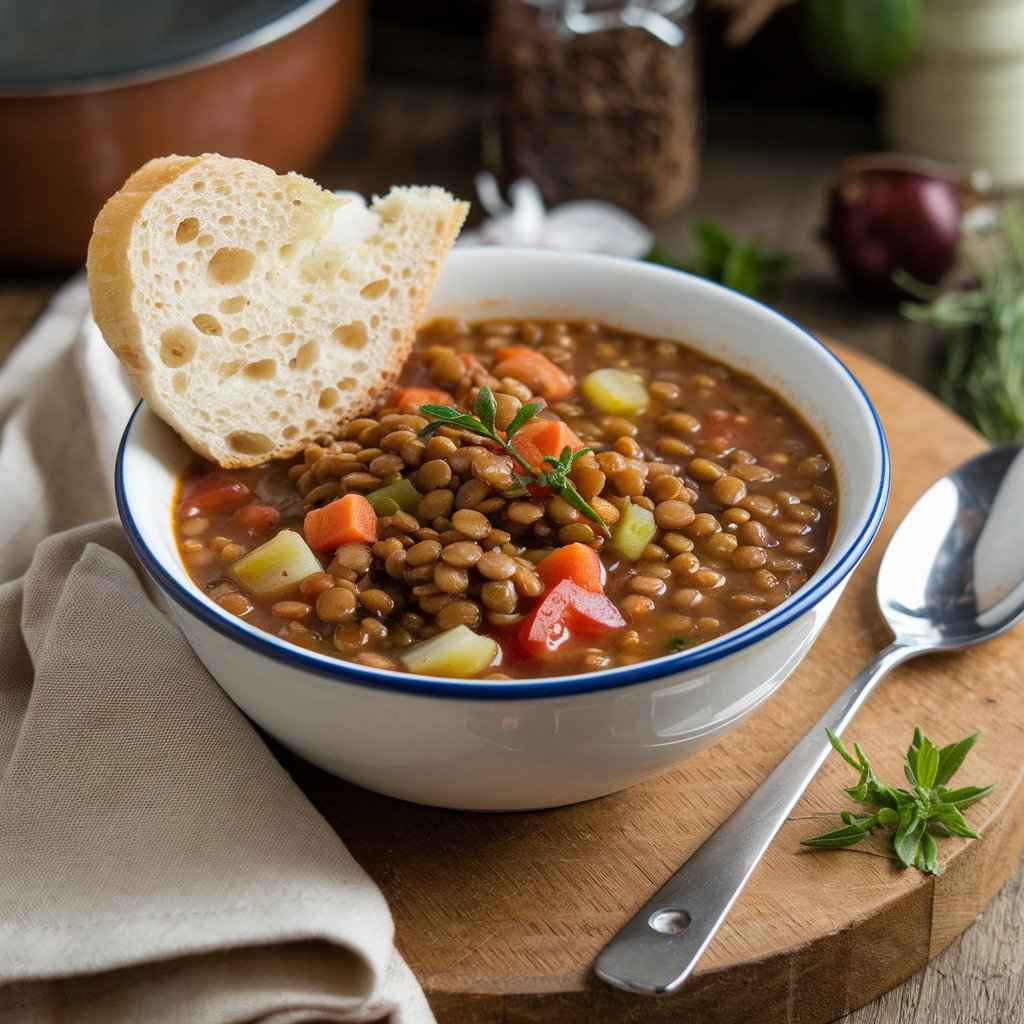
[477,549,517,580]
[406,539,442,566]
[317,587,357,623]
[434,564,470,594]
[654,500,695,530]
[452,509,490,539]
[436,600,482,630]
[481,579,518,613]
[218,592,252,616]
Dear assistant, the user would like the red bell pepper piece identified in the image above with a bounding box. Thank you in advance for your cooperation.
[518,579,625,657]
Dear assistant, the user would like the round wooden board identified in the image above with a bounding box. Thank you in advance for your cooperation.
[283,344,1024,1024]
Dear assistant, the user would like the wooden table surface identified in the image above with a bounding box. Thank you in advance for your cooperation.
[2,83,1019,1022]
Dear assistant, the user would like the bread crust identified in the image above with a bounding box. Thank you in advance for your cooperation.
[87,155,468,468]
[88,156,200,375]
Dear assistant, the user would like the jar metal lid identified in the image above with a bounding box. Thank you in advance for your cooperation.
[525,0,696,47]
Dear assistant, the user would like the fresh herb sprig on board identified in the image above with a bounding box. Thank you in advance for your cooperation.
[801,728,995,875]
[419,386,611,536]
[902,204,1024,442]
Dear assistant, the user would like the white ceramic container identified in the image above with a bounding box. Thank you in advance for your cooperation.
[116,248,889,810]
[885,0,1024,186]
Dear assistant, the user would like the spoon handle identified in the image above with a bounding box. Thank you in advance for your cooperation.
[594,640,915,996]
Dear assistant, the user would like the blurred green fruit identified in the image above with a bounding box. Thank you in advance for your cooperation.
[803,0,923,86]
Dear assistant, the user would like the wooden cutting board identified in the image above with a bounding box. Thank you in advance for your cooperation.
[283,344,1024,1024]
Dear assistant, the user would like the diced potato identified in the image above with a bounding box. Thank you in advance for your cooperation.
[400,625,498,678]
[611,502,657,561]
[231,529,322,599]
[582,368,649,416]
[367,477,421,515]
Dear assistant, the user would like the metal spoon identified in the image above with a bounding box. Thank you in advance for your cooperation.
[595,443,1024,996]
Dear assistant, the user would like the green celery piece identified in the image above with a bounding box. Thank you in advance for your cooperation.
[611,502,657,561]
[366,478,421,516]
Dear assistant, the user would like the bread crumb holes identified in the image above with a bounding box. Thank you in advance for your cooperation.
[175,218,199,243]
[208,247,255,285]
[192,314,222,336]
[159,327,197,368]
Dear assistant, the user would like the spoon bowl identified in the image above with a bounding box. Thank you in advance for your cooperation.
[879,444,1024,650]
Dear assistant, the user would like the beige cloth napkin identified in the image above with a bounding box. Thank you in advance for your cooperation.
[0,278,434,1024]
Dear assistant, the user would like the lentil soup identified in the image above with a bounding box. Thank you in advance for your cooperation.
[174,319,837,679]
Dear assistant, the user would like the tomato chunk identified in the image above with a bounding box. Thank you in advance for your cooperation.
[702,409,760,451]
[537,543,605,593]
[233,503,281,533]
[518,579,625,657]
[304,493,378,552]
[493,346,573,400]
[180,474,251,513]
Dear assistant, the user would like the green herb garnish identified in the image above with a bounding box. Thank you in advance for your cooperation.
[667,636,694,653]
[801,727,995,875]
[419,387,611,536]
[647,220,790,299]
[902,205,1024,442]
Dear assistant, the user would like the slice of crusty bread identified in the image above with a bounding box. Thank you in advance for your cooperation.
[87,154,468,467]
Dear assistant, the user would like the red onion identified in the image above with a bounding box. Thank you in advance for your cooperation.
[822,155,973,303]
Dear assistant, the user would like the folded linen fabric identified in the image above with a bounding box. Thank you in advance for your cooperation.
[0,278,431,1024]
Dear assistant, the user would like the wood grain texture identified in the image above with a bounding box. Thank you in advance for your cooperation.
[286,344,1024,1023]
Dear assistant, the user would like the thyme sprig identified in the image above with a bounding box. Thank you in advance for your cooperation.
[418,386,611,536]
[801,727,996,875]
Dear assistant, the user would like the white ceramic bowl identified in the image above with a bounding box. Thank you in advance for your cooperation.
[116,249,890,810]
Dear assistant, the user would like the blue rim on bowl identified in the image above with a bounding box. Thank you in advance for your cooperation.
[115,269,891,702]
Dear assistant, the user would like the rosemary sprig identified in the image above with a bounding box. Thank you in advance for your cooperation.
[801,727,996,875]
[902,204,1024,442]
[418,386,611,537]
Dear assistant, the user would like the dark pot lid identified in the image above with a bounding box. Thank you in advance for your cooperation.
[0,0,340,95]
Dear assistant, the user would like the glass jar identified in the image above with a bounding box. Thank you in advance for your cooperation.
[489,0,699,220]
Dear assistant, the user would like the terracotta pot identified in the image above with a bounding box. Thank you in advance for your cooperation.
[0,0,366,269]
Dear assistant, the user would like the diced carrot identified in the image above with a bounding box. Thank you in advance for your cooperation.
[517,580,625,657]
[512,418,585,468]
[180,474,251,514]
[537,543,605,593]
[391,386,454,413]
[304,493,378,552]
[492,346,573,400]
[233,504,281,533]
